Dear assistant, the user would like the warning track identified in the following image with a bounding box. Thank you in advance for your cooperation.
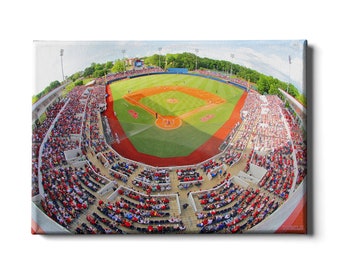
[103,84,247,167]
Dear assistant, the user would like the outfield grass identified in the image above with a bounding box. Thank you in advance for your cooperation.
[139,90,206,116]
[110,74,244,157]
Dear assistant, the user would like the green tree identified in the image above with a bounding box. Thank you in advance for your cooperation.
[49,80,61,89]
[70,72,81,82]
[95,63,105,70]
[269,84,279,95]
[75,80,83,86]
[93,69,105,78]
[83,66,95,77]
[112,60,125,73]
[105,61,113,69]
[257,75,270,94]
[144,54,159,66]
[287,83,300,98]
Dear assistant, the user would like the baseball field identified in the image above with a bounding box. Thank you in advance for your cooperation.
[107,73,245,163]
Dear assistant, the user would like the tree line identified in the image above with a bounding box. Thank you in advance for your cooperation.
[32,61,114,104]
[144,52,305,105]
[32,80,61,104]
[33,53,306,106]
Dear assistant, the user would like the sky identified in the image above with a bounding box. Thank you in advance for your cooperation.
[3,0,340,269]
[33,40,306,95]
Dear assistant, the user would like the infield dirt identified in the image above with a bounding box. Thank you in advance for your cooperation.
[123,85,225,130]
[103,84,247,167]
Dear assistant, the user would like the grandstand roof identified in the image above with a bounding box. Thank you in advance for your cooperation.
[85,80,96,86]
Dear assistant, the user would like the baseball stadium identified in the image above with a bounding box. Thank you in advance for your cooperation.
[32,53,307,234]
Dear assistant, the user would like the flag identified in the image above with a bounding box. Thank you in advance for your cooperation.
[288,55,292,64]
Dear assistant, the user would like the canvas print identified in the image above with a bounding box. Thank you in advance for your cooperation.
[32,40,307,234]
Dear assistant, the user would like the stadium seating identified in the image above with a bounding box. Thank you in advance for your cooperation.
[32,69,306,234]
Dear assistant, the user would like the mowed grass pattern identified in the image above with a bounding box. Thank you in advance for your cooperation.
[110,74,244,157]
[139,91,206,116]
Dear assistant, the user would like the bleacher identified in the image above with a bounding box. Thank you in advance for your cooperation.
[32,69,307,234]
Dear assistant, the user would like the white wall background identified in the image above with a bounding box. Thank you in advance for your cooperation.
[0,1,337,269]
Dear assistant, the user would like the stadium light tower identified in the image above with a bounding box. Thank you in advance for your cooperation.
[287,55,292,93]
[158,47,162,68]
[230,53,235,78]
[121,49,126,73]
[195,48,199,70]
[60,49,65,82]
[225,58,228,76]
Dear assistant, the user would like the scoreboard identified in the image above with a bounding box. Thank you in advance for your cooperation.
[134,59,143,68]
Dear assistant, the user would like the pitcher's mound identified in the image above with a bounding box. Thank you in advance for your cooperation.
[155,116,182,130]
[167,98,178,104]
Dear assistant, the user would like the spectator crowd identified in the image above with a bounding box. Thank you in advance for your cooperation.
[32,69,306,234]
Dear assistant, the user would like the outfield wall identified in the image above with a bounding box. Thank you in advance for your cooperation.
[103,73,249,168]
[33,72,305,234]
[167,68,188,73]
[106,71,249,92]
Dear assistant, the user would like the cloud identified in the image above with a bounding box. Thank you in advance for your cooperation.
[225,43,304,91]
[33,40,306,95]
